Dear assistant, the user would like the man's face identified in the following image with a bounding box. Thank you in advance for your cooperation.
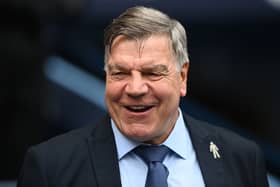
[105,34,189,144]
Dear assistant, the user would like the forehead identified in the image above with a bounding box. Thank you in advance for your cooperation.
[109,34,174,65]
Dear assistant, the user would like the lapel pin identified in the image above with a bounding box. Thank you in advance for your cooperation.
[209,141,221,159]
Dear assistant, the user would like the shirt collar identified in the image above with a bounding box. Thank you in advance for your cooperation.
[111,120,139,160]
[162,108,191,159]
[111,108,192,160]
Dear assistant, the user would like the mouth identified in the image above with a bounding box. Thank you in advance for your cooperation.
[124,105,154,113]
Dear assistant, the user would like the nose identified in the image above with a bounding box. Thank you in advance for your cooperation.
[125,71,148,98]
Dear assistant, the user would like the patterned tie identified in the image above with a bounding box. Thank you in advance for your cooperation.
[134,145,170,187]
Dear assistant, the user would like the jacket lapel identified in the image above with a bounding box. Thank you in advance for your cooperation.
[185,114,226,187]
[86,116,122,187]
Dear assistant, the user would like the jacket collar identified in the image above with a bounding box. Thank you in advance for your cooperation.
[86,115,122,187]
[184,114,226,187]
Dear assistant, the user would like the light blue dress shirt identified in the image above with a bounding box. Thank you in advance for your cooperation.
[111,109,205,187]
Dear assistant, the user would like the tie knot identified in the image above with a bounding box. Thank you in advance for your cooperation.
[134,145,170,163]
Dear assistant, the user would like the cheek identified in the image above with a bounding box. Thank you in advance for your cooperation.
[105,82,124,101]
[151,79,181,97]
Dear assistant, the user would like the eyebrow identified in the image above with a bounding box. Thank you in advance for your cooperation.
[106,63,169,73]
[141,64,168,73]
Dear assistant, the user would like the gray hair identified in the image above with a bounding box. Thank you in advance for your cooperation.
[104,6,189,70]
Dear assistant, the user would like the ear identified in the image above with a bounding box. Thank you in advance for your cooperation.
[180,63,189,97]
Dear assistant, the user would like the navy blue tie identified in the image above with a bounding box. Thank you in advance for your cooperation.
[134,145,170,187]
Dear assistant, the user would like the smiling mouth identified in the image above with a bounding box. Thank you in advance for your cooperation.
[125,105,154,113]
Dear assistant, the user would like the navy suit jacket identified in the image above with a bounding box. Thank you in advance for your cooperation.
[18,114,269,187]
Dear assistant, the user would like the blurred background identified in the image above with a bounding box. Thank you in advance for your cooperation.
[0,0,280,186]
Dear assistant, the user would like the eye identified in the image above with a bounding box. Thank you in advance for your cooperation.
[146,72,160,76]
[112,71,123,75]
[143,72,164,81]
[110,71,129,80]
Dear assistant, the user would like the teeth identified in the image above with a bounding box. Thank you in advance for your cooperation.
[130,106,147,110]
[126,105,152,112]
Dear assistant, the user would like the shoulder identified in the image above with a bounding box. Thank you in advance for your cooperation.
[185,114,262,157]
[25,124,93,164]
[185,114,268,186]
[37,124,93,149]
[18,119,109,187]
[23,115,111,164]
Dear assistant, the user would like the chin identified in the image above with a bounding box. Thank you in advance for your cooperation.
[125,128,153,142]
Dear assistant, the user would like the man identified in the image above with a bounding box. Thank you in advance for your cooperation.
[18,6,269,187]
